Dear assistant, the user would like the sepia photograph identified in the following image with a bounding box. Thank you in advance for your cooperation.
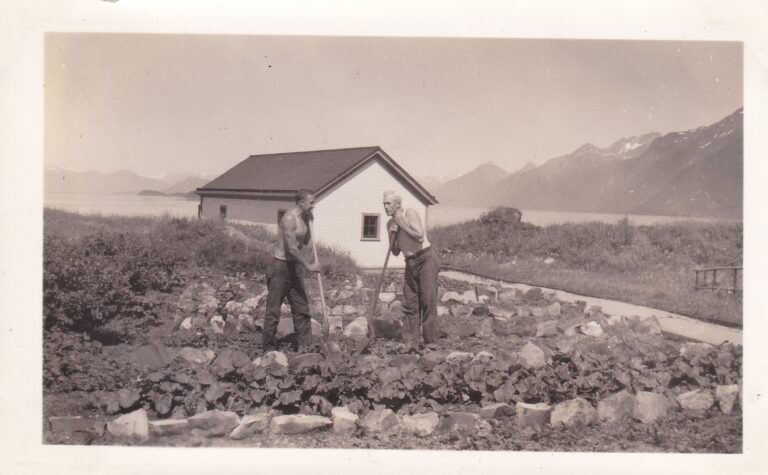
[2,1,767,474]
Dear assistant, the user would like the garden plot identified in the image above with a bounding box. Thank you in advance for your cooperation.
[43,274,742,452]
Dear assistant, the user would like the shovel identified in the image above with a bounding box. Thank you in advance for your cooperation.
[309,221,342,368]
[353,230,398,356]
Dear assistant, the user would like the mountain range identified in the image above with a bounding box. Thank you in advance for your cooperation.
[431,108,743,219]
[44,168,214,196]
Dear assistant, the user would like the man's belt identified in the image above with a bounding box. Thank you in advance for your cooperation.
[405,246,431,261]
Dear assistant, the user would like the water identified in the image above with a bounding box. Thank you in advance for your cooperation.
[43,192,735,227]
[427,204,734,228]
[44,192,199,218]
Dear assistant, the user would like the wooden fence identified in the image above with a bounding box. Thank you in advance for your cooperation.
[695,265,742,293]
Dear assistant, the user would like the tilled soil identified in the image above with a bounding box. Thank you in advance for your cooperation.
[42,271,743,452]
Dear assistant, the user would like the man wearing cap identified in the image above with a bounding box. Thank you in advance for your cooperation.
[383,190,440,352]
[262,189,321,352]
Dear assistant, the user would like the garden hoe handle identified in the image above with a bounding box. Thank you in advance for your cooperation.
[367,230,399,338]
[309,220,330,342]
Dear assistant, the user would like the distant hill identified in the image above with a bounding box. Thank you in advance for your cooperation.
[436,109,742,218]
[45,168,167,194]
[44,168,214,195]
[433,162,509,205]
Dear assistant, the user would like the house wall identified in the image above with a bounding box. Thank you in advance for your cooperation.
[200,195,289,232]
[312,159,428,269]
[199,157,430,269]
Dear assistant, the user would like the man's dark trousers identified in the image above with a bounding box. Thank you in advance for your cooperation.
[402,247,440,348]
[262,258,312,350]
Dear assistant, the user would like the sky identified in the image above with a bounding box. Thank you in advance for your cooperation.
[44,34,742,180]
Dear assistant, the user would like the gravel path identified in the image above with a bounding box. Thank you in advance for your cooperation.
[441,270,742,346]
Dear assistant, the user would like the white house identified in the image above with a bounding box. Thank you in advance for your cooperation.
[195,146,438,268]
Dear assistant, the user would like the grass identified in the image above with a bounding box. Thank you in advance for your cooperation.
[429,208,743,326]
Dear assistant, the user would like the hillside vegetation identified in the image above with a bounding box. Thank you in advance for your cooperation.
[429,208,742,325]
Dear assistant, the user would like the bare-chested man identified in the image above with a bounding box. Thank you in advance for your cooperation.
[383,191,440,352]
[262,189,321,352]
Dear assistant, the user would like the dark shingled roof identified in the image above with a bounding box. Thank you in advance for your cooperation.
[197,146,437,205]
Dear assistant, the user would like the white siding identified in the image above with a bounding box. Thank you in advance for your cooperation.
[201,196,288,232]
[313,159,428,268]
[200,157,430,269]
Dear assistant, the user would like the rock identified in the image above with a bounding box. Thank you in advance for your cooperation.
[49,416,106,437]
[550,397,597,428]
[580,321,604,337]
[210,315,225,334]
[331,305,345,316]
[449,304,472,318]
[331,406,359,434]
[180,317,193,330]
[440,412,491,433]
[132,343,174,370]
[443,321,476,338]
[378,292,397,304]
[176,347,216,366]
[117,388,142,409]
[238,314,255,331]
[148,419,190,437]
[459,290,479,305]
[545,302,561,317]
[516,305,532,317]
[343,316,369,340]
[401,412,440,435]
[530,306,547,318]
[225,300,245,314]
[441,291,461,303]
[229,413,270,439]
[107,409,149,441]
[625,315,663,335]
[276,318,295,338]
[204,382,233,403]
[153,393,173,416]
[327,315,344,334]
[633,392,669,424]
[253,351,289,377]
[445,351,475,364]
[243,296,262,309]
[476,318,496,338]
[211,349,251,375]
[437,305,449,317]
[516,402,552,428]
[543,257,555,265]
[372,318,403,340]
[498,289,518,305]
[597,390,636,423]
[560,303,585,319]
[359,408,399,434]
[472,351,495,364]
[187,410,241,436]
[290,352,325,370]
[676,389,715,415]
[536,320,559,337]
[338,289,355,301]
[342,305,358,316]
[517,342,546,369]
[224,315,239,335]
[680,342,714,361]
[270,414,332,435]
[479,403,515,419]
[420,351,448,369]
[715,384,740,415]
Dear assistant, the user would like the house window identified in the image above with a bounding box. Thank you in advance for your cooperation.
[219,205,227,219]
[361,214,380,241]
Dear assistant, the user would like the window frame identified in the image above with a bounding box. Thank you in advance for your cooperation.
[360,213,381,241]
[219,204,227,219]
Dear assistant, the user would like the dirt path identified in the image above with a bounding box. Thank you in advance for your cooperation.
[440,269,742,346]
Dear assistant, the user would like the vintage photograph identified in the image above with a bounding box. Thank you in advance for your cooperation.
[41,32,743,452]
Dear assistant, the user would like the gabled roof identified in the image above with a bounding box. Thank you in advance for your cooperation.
[197,146,438,205]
